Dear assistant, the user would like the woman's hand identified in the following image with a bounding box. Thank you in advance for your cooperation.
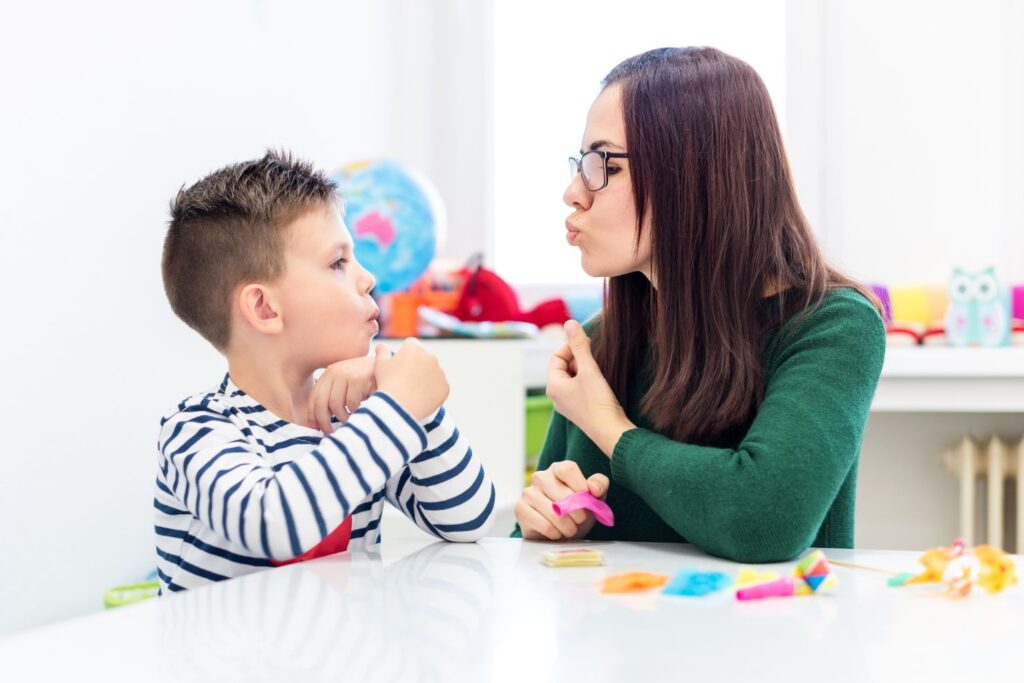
[547,320,636,457]
[515,460,609,541]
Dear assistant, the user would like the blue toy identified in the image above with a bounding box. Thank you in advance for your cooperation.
[661,569,733,597]
[944,267,1011,347]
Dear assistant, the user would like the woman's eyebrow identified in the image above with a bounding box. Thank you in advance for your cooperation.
[587,139,625,151]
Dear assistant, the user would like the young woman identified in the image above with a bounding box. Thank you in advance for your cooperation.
[512,47,886,562]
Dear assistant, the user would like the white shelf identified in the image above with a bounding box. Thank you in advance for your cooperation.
[880,347,1024,378]
[413,336,1024,414]
[522,339,1024,413]
[875,348,1024,413]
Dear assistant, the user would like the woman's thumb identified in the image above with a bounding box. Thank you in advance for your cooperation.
[564,320,593,357]
[588,473,609,499]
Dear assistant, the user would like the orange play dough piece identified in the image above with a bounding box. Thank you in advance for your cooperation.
[600,571,670,593]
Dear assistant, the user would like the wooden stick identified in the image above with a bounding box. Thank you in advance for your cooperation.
[828,559,898,576]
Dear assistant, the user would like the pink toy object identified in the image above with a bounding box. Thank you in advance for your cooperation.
[736,577,797,601]
[552,491,615,527]
[735,550,835,601]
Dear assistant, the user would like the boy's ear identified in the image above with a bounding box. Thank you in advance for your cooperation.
[237,283,284,336]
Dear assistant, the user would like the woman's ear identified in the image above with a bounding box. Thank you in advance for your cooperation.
[237,283,284,336]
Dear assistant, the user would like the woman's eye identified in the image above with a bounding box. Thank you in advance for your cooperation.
[607,166,621,175]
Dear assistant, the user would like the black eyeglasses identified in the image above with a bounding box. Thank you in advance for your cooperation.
[568,150,630,191]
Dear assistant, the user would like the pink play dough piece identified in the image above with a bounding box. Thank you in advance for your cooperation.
[552,491,615,527]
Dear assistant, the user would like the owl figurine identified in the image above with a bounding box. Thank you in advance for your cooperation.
[944,267,1010,347]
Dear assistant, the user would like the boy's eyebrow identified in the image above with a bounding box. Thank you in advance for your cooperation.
[587,139,624,151]
[327,241,351,256]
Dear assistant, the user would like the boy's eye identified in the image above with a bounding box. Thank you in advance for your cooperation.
[331,258,347,270]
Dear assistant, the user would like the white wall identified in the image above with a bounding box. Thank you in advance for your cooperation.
[391,0,494,264]
[786,0,1024,286]
[0,0,490,636]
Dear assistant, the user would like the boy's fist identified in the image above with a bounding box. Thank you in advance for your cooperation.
[374,339,449,420]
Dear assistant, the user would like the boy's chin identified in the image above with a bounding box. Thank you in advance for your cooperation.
[318,341,373,367]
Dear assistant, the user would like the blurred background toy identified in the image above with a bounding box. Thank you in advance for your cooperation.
[871,268,1024,346]
[452,253,600,329]
[333,159,446,294]
[944,267,1011,347]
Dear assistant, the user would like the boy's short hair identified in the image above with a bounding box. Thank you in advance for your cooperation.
[162,150,339,351]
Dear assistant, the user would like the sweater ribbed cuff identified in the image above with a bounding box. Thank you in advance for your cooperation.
[610,427,645,491]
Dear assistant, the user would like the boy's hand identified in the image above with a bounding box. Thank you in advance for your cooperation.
[374,339,449,420]
[308,355,377,433]
[514,461,609,541]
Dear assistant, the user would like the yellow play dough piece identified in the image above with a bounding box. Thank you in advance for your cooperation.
[541,548,604,568]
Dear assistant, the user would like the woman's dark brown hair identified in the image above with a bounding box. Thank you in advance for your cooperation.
[593,47,879,443]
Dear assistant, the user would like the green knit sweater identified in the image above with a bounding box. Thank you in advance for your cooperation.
[512,287,886,563]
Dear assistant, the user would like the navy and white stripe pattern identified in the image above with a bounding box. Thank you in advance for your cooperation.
[155,374,496,593]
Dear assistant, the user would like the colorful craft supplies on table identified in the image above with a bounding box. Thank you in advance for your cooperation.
[540,542,1018,603]
[735,577,802,600]
[662,570,732,597]
[540,548,604,568]
[599,571,670,594]
[552,491,615,527]
[735,550,838,601]
[795,550,833,592]
[888,538,1017,598]
[887,572,915,587]
[735,568,778,588]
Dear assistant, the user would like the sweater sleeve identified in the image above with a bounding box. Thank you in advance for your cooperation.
[384,406,496,541]
[510,406,569,538]
[609,294,886,563]
[157,391,425,562]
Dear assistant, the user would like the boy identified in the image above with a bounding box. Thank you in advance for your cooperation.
[155,150,495,593]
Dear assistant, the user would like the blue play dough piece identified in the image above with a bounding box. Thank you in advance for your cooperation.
[662,570,733,597]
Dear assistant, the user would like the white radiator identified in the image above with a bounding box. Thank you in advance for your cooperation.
[942,435,1023,552]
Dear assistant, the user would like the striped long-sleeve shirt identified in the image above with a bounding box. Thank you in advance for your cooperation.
[154,374,496,593]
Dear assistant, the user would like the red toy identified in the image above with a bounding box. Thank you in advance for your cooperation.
[452,254,571,328]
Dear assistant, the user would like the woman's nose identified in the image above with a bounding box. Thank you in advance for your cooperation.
[563,172,591,210]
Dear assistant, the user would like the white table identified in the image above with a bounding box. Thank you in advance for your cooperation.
[2,539,1021,682]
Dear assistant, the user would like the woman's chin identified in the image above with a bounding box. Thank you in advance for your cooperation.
[579,255,605,278]
[580,257,622,279]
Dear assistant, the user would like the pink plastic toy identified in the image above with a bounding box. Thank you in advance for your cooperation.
[552,491,615,527]
[735,577,797,601]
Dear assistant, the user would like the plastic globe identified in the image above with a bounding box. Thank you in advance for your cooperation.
[332,160,446,293]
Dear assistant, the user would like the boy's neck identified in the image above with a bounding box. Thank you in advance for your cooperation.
[226,350,315,427]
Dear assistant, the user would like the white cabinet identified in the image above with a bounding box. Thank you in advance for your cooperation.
[379,338,533,541]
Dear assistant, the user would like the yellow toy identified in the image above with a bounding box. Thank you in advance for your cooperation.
[892,538,1017,597]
